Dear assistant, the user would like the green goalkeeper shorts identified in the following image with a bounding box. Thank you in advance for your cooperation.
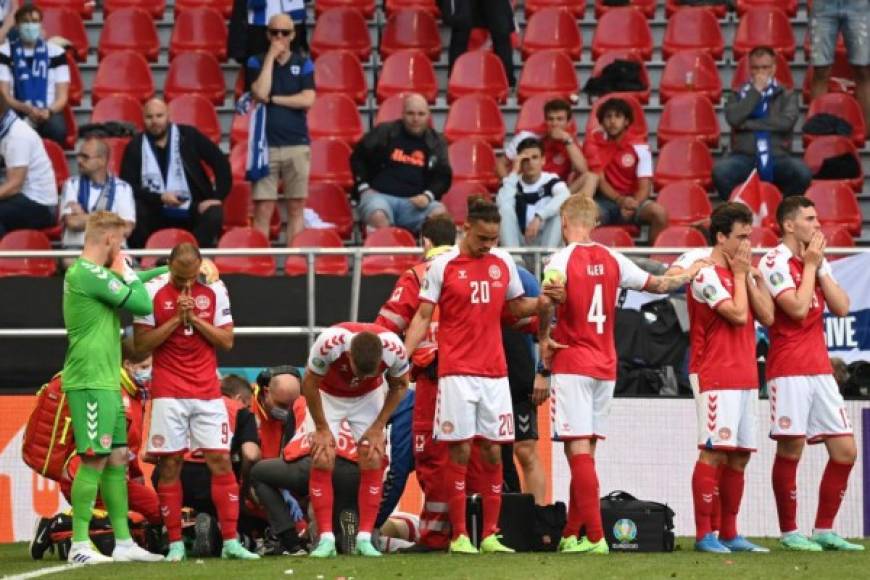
[67,389,127,455]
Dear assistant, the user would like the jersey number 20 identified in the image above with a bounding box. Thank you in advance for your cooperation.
[470,281,490,304]
[588,284,606,334]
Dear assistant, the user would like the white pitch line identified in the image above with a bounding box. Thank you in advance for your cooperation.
[2,563,83,580]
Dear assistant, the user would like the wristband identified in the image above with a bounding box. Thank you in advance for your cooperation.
[536,362,551,377]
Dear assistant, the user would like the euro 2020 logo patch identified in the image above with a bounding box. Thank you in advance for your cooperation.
[769,272,784,287]
[613,518,637,543]
[702,285,717,301]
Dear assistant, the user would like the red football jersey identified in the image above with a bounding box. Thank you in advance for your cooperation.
[671,248,713,374]
[135,274,232,400]
[689,265,758,392]
[759,244,834,379]
[376,262,427,334]
[306,322,409,397]
[541,136,577,182]
[582,129,652,196]
[546,242,650,379]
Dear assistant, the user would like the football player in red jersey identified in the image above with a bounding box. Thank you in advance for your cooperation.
[303,323,410,558]
[759,196,862,552]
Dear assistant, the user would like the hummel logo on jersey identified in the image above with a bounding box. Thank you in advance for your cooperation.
[228,493,239,502]
[312,488,323,497]
[368,486,380,495]
[458,270,467,279]
[163,300,174,310]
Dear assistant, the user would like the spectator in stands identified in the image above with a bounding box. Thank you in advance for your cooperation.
[583,97,668,243]
[809,1,870,138]
[0,99,57,236]
[441,0,516,87]
[121,98,231,249]
[248,13,315,245]
[714,46,812,200]
[496,137,570,250]
[0,5,69,146]
[229,0,307,77]
[0,0,20,44]
[350,93,451,235]
[60,137,135,251]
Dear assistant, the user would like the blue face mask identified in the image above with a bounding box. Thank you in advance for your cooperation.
[133,367,152,385]
[18,23,41,44]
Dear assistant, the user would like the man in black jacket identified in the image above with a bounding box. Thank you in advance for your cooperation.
[121,98,231,248]
[350,93,451,235]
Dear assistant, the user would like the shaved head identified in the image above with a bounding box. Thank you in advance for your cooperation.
[143,98,170,140]
[402,93,430,136]
[268,12,294,29]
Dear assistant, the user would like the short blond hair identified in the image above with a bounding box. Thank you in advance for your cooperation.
[560,195,599,228]
[84,211,127,244]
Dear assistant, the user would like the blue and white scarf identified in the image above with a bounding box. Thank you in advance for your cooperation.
[0,108,18,142]
[11,37,49,109]
[248,0,305,26]
[141,124,192,219]
[77,175,117,213]
[237,92,270,182]
[739,79,780,183]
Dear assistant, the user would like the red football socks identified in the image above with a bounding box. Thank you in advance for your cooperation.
[445,460,468,540]
[480,460,503,539]
[358,467,384,534]
[211,471,240,540]
[815,460,853,530]
[309,467,334,534]
[157,480,183,543]
[718,466,745,541]
[691,461,718,541]
[710,464,725,533]
[772,454,799,534]
[563,472,580,539]
[569,453,603,543]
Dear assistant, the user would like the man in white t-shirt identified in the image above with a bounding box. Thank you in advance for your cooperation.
[0,102,57,235]
[496,136,570,250]
[0,5,70,146]
[61,137,136,249]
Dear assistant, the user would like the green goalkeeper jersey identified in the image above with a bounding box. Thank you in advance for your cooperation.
[62,258,166,391]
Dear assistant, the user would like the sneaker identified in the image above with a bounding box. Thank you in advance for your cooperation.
[112,540,165,562]
[221,538,261,560]
[810,532,865,551]
[479,534,514,553]
[29,517,53,560]
[780,532,823,552]
[67,542,113,565]
[719,536,770,553]
[585,538,609,555]
[166,540,187,562]
[448,534,479,555]
[309,536,337,558]
[192,513,217,558]
[339,509,359,555]
[695,532,731,553]
[558,536,578,552]
[354,537,382,557]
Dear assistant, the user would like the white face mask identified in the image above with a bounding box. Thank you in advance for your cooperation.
[18,23,41,44]
[133,367,152,385]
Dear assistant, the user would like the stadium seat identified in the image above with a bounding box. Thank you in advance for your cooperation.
[104,0,165,18]
[521,7,583,61]
[590,226,635,247]
[586,93,648,143]
[662,8,724,60]
[98,8,159,62]
[737,0,796,17]
[42,9,88,62]
[526,0,584,17]
[317,0,376,18]
[515,93,578,135]
[90,94,145,130]
[803,136,863,192]
[749,226,778,264]
[33,0,93,19]
[309,139,354,190]
[164,52,225,105]
[804,92,866,148]
[175,0,233,18]
[802,51,855,103]
[310,7,372,61]
[657,93,720,148]
[728,181,782,232]
[447,50,509,104]
[380,8,441,60]
[43,139,69,191]
[589,51,650,104]
[285,229,349,276]
[376,50,438,103]
[362,227,418,276]
[731,52,794,92]
[215,228,275,276]
[653,138,714,191]
[653,226,708,264]
[733,7,795,60]
[141,228,198,268]
[821,225,855,259]
[0,230,56,277]
[308,94,364,145]
[306,182,354,240]
[229,111,250,149]
[448,138,500,192]
[443,94,505,147]
[169,7,227,61]
[314,51,368,105]
[660,51,722,104]
[105,138,129,176]
[665,0,726,18]
[230,142,247,183]
[517,50,579,104]
[591,7,653,61]
[441,182,490,226]
[91,51,154,104]
[223,181,252,232]
[805,180,863,236]
[168,94,221,144]
[595,0,654,18]
[61,105,77,150]
[66,54,83,106]
[385,0,438,17]
[656,182,712,227]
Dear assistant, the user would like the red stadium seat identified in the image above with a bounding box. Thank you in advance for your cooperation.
[590,226,635,247]
[308,94,364,145]
[362,227,418,276]
[61,105,77,150]
[657,93,720,148]
[517,50,579,104]
[215,228,275,276]
[164,52,225,105]
[376,50,438,103]
[805,180,863,236]
[653,226,708,264]
[654,138,714,191]
[595,0,654,18]
[733,7,795,60]
[737,0,796,17]
[589,51,650,104]
[170,7,227,61]
[43,139,69,191]
[447,50,509,104]
[526,0,584,17]
[586,93,648,143]
[230,142,247,183]
[821,225,855,259]
[141,228,198,268]
[34,0,93,19]
[91,51,154,104]
[98,8,159,62]
[168,94,221,144]
[749,226,778,248]
[306,183,354,240]
[802,52,855,103]
[104,138,129,176]
[665,0,726,18]
[656,182,712,227]
[521,7,583,61]
[515,93,578,135]
[804,136,863,192]
[591,8,653,61]
[317,0,376,18]
[732,52,794,92]
[66,54,83,106]
[285,229,349,276]
[314,51,368,105]
[380,8,441,60]
[443,94,505,147]
[662,8,724,60]
[441,182,489,226]
[309,139,354,189]
[104,0,165,18]
[229,111,250,149]
[0,230,56,277]
[804,93,866,148]
[448,138,500,192]
[660,51,722,104]
[385,0,438,17]
[310,7,372,61]
[42,9,88,62]
[175,0,233,18]
[223,181,252,232]
[90,94,145,130]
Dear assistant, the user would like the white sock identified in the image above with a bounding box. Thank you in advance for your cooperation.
[813,528,833,535]
[357,531,371,542]
[320,532,335,541]
[71,541,91,550]
[114,538,134,548]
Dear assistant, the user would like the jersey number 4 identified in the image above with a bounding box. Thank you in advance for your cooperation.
[588,283,606,334]
[470,281,491,304]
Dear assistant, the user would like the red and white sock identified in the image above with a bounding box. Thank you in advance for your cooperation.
[710,464,725,533]
[772,454,799,534]
[718,466,745,541]
[570,454,603,543]
[211,471,240,541]
[445,460,468,540]
[480,459,503,539]
[157,480,183,543]
[691,461,718,541]
[814,460,853,531]
[309,467,334,535]
[358,468,384,534]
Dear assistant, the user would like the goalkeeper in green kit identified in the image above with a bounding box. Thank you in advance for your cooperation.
[62,211,165,565]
